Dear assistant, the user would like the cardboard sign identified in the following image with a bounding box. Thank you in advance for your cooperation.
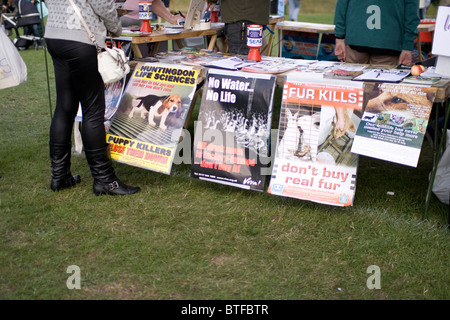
[191,69,276,191]
[267,74,364,207]
[431,6,450,56]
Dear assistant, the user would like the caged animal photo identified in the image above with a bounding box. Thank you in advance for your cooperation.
[277,107,320,162]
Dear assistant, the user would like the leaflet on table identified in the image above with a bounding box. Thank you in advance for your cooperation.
[420,66,448,79]
[241,56,312,74]
[106,62,199,174]
[308,61,342,71]
[203,57,257,70]
[120,27,143,37]
[191,69,276,191]
[155,50,226,65]
[401,75,441,86]
[351,83,437,167]
[121,26,181,36]
[293,60,341,73]
[267,74,364,207]
[180,51,229,67]
[352,68,410,82]
[323,64,367,80]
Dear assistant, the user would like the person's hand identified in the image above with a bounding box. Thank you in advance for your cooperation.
[399,50,413,66]
[334,38,346,62]
[164,13,183,25]
[108,31,121,38]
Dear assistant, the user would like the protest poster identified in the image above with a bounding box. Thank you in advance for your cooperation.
[351,83,437,167]
[191,69,276,191]
[106,62,199,174]
[267,73,364,206]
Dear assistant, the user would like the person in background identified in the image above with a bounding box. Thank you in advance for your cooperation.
[419,0,431,19]
[285,0,300,21]
[1,0,13,12]
[121,0,182,27]
[155,0,170,23]
[32,0,48,20]
[334,0,420,66]
[207,0,271,55]
[44,0,140,196]
[1,0,16,36]
[13,0,43,49]
[120,0,183,57]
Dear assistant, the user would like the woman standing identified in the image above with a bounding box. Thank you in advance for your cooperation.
[44,0,140,196]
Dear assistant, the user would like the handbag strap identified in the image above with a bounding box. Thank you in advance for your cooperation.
[68,0,102,53]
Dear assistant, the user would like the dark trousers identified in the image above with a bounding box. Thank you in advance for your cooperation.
[225,22,251,55]
[46,38,106,151]
[23,23,42,46]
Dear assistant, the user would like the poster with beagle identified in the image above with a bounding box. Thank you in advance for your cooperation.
[107,62,199,174]
[191,69,276,191]
[267,73,364,207]
[351,83,437,167]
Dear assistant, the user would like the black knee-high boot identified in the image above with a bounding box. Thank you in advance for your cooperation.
[50,142,81,191]
[85,144,140,196]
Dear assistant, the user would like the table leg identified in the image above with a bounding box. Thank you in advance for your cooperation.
[150,42,161,57]
[174,39,184,49]
[267,26,275,56]
[424,99,450,220]
[132,43,143,59]
[278,29,282,57]
[208,34,218,51]
[417,36,423,61]
[261,23,275,56]
[316,33,323,60]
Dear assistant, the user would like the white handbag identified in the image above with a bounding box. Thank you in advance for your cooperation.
[97,46,130,84]
[68,0,130,84]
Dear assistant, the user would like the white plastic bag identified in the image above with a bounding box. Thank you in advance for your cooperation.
[0,29,27,90]
[432,129,450,205]
[97,47,130,85]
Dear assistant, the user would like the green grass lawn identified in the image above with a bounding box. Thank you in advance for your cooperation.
[0,1,449,302]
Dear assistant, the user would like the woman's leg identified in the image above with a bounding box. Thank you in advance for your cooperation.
[46,38,140,195]
[46,39,85,190]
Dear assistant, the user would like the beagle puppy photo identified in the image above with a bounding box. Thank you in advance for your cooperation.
[128,94,183,130]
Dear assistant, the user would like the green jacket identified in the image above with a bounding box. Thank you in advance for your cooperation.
[334,0,420,52]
